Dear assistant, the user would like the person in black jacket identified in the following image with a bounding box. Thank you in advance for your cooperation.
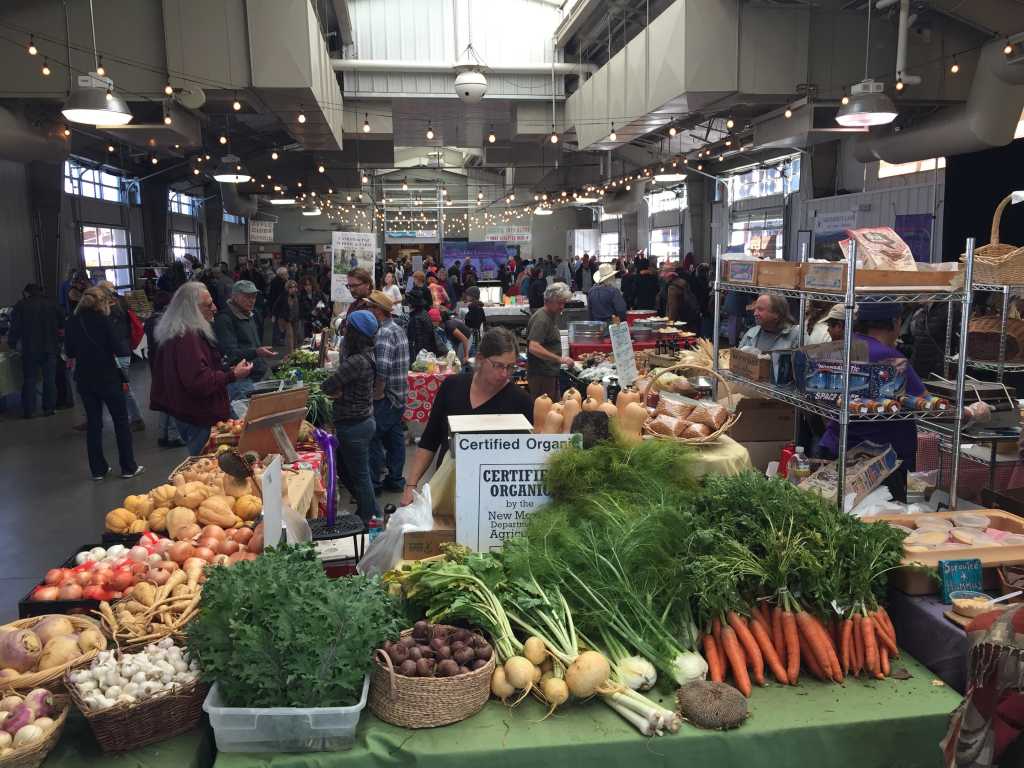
[213,280,276,402]
[527,267,547,310]
[144,291,185,448]
[406,289,444,361]
[631,257,660,310]
[65,287,143,480]
[99,283,145,430]
[8,283,63,418]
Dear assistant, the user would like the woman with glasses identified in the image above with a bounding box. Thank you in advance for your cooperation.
[399,327,533,507]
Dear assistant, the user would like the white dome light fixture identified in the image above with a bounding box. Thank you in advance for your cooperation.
[63,74,132,126]
[454,69,487,103]
[835,79,897,127]
[212,154,251,184]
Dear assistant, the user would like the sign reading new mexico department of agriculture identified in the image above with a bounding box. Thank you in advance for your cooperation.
[454,432,579,552]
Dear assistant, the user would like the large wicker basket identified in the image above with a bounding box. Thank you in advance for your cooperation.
[961,193,1024,284]
[65,660,207,752]
[642,363,739,443]
[0,616,107,693]
[0,694,69,768]
[369,627,495,729]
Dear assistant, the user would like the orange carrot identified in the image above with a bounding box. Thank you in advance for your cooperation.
[872,614,899,657]
[795,610,834,681]
[879,646,890,678]
[752,602,769,629]
[851,612,864,677]
[830,617,840,651]
[782,609,800,685]
[720,625,751,697]
[861,613,879,677]
[771,606,786,669]
[727,611,765,686]
[750,615,788,685]
[712,617,723,650]
[797,625,826,680]
[703,633,724,683]
[840,618,854,677]
[877,606,899,656]
[810,614,844,683]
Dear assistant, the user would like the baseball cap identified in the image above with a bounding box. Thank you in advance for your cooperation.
[348,309,379,337]
[825,304,846,322]
[232,280,258,295]
[367,289,394,313]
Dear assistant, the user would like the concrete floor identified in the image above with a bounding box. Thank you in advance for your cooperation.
[0,363,411,623]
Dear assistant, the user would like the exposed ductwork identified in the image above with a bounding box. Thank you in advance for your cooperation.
[0,105,68,164]
[331,59,596,75]
[220,182,258,218]
[855,39,1024,164]
[600,181,648,215]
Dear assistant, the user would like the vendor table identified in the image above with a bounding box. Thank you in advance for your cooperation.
[687,434,754,479]
[886,589,967,694]
[212,653,959,768]
[404,371,455,424]
[569,335,696,358]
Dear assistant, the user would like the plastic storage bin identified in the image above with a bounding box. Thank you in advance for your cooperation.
[203,675,370,753]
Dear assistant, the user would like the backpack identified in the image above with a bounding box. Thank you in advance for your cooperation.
[128,308,145,349]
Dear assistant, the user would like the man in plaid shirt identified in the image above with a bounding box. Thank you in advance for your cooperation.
[367,290,410,493]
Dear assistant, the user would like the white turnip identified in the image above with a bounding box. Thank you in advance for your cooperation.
[490,667,515,701]
[565,651,611,699]
[503,656,534,690]
[523,637,547,666]
[0,630,41,673]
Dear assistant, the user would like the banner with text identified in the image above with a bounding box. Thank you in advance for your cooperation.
[249,220,275,243]
[454,432,579,552]
[331,231,377,302]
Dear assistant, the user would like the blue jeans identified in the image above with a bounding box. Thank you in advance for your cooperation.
[370,398,406,488]
[159,411,181,441]
[21,352,56,417]
[115,356,143,422]
[173,419,212,456]
[79,382,137,476]
[335,416,380,524]
[227,377,255,403]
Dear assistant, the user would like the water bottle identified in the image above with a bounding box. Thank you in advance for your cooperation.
[787,447,811,485]
[367,514,383,543]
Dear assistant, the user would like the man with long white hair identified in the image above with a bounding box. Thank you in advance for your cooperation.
[150,283,253,455]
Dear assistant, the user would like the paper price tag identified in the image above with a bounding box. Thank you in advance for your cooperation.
[608,322,638,387]
[261,456,283,549]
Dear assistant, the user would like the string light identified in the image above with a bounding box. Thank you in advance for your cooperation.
[950,57,960,74]
[271,149,279,160]
[842,94,850,105]
[107,144,114,153]
[297,110,306,124]
[1004,41,1014,56]
[668,125,677,137]
[363,113,370,133]
[62,126,70,137]
[105,87,113,101]
[549,125,559,143]
[164,81,173,96]
[318,163,325,173]
[27,35,37,56]
[361,172,369,184]
[151,156,158,165]
[232,95,241,111]
[784,108,793,118]
[219,135,228,145]
[488,125,496,143]
[193,167,200,176]
[163,113,172,125]
[609,122,617,141]
[95,57,105,77]
[41,58,50,76]
[895,74,905,91]
[401,178,408,191]
[725,117,735,129]
[426,121,434,140]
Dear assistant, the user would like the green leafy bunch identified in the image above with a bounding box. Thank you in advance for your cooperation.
[186,544,403,708]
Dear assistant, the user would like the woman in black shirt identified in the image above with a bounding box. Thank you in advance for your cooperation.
[399,328,533,506]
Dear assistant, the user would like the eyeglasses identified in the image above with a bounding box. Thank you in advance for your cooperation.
[486,359,517,373]
[347,282,365,289]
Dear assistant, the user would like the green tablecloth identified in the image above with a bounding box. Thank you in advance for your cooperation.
[209,654,960,768]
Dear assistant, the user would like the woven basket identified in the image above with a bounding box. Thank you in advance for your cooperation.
[65,659,207,753]
[961,193,1024,284]
[167,454,218,482]
[0,616,107,693]
[0,694,69,768]
[369,627,495,729]
[966,316,1024,361]
[642,364,739,444]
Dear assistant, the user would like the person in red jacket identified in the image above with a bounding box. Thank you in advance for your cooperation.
[150,282,252,455]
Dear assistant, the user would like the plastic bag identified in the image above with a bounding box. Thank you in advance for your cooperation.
[356,485,434,576]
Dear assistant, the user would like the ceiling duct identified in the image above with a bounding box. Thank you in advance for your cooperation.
[0,105,68,164]
[855,38,1024,164]
[220,182,258,218]
[600,181,648,214]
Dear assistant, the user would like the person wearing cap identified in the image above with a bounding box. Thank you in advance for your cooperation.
[739,294,802,352]
[321,309,381,524]
[817,302,925,502]
[805,302,845,345]
[366,291,410,494]
[213,280,277,402]
[587,264,628,323]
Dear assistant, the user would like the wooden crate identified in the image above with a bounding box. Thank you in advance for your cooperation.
[724,260,757,285]
[864,509,1024,595]
[802,262,963,293]
[756,260,804,289]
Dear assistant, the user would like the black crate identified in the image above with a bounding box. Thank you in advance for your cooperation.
[17,543,108,619]
[100,532,142,547]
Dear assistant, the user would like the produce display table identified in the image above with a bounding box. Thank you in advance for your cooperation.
[212,654,958,768]
[44,711,213,768]
[569,335,696,357]
[687,434,754,479]
[886,589,967,694]
[285,468,318,518]
[404,371,455,424]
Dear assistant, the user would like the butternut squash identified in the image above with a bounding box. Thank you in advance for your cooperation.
[148,507,169,532]
[585,382,605,404]
[581,397,600,412]
[166,506,197,539]
[615,389,641,419]
[533,394,553,429]
[233,494,262,521]
[174,481,213,510]
[541,410,564,434]
[617,401,648,444]
[105,507,136,534]
[598,401,619,420]
[562,387,582,404]
[197,495,237,528]
[561,397,581,433]
[149,484,177,508]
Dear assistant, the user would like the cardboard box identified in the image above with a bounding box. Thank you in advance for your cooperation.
[802,262,963,292]
[744,440,790,472]
[728,348,772,382]
[756,260,803,289]
[721,395,795,442]
[725,260,757,285]
[402,515,456,560]
[798,441,898,509]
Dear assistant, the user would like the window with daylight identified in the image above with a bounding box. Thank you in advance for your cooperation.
[171,232,200,264]
[724,155,801,202]
[599,210,621,221]
[64,160,128,203]
[81,225,132,291]
[877,157,946,178]
[729,216,785,260]
[599,232,620,261]
[647,189,687,213]
[168,190,200,216]
[649,227,680,262]
[223,211,245,225]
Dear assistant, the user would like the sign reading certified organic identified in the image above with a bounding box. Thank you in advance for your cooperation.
[485,224,531,243]
[248,220,275,243]
[454,432,579,552]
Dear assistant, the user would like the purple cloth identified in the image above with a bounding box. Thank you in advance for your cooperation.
[819,334,926,469]
[886,588,966,693]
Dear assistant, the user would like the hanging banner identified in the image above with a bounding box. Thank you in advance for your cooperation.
[485,225,531,243]
[332,231,378,302]
[248,220,275,243]
[813,210,857,260]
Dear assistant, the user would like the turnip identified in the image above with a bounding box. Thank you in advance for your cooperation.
[503,656,534,690]
[565,651,611,699]
[541,677,569,711]
[12,724,43,749]
[0,630,42,673]
[523,637,547,666]
[490,667,515,701]
[33,616,73,647]
[0,696,21,713]
[2,704,34,735]
[22,690,53,718]
[531,665,542,685]
[0,732,9,749]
